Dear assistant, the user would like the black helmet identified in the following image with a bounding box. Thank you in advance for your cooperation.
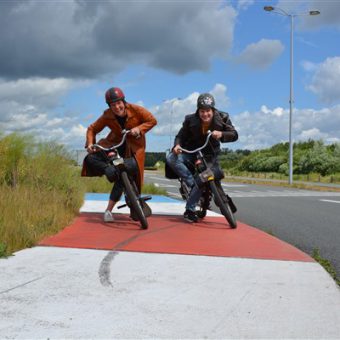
[105,87,125,105]
[197,93,215,109]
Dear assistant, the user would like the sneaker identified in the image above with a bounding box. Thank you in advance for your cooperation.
[104,210,114,222]
[183,209,198,223]
[196,209,207,219]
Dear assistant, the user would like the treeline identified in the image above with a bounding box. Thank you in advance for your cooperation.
[145,140,340,177]
[145,152,166,167]
[220,139,340,176]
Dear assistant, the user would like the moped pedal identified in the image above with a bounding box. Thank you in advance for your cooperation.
[117,203,128,209]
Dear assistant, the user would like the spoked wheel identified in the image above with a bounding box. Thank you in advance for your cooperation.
[121,171,148,229]
[209,181,237,229]
[179,180,190,201]
[196,189,210,219]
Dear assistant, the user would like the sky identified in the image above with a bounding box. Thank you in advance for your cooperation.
[0,0,340,152]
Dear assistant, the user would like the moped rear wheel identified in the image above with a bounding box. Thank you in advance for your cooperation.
[121,171,148,229]
[209,181,237,228]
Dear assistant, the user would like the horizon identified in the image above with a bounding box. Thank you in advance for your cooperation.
[0,1,339,152]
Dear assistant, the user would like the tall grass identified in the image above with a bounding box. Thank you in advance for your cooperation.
[0,185,81,255]
[0,133,85,257]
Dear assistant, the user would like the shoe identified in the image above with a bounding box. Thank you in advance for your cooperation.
[104,210,114,222]
[183,209,198,223]
[196,209,207,219]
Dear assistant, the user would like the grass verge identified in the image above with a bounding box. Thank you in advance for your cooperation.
[312,249,340,287]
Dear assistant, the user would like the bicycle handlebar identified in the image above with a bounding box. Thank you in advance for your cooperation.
[93,129,130,152]
[179,131,212,154]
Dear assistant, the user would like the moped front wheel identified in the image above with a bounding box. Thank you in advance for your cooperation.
[209,181,237,228]
[121,171,148,229]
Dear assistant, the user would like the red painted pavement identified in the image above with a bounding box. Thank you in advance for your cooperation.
[39,213,313,262]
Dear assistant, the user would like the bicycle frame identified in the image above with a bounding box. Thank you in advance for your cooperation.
[179,131,216,186]
[178,131,237,228]
[93,129,129,162]
[93,129,151,229]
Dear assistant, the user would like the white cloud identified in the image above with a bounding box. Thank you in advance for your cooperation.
[0,1,237,79]
[237,0,254,10]
[151,84,230,137]
[238,39,284,69]
[301,60,318,72]
[2,77,339,152]
[307,56,340,104]
[233,104,340,150]
[0,77,89,149]
[0,78,77,113]
[298,128,327,140]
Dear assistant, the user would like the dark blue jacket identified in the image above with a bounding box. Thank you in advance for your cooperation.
[174,110,238,155]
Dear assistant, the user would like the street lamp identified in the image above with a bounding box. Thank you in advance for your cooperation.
[264,6,320,185]
[163,97,181,152]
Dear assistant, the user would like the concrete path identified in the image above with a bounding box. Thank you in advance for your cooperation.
[1,194,339,339]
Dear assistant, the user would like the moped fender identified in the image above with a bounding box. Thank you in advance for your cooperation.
[199,169,214,183]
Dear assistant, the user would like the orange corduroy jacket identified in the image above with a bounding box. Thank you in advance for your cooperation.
[81,103,157,188]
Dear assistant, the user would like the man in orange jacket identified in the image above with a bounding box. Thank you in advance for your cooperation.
[82,87,157,222]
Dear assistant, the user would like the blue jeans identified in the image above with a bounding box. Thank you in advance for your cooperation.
[166,152,202,212]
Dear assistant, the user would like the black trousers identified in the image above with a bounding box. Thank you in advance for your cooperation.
[84,152,124,202]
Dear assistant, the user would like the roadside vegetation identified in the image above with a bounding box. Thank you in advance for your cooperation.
[145,139,340,187]
[0,133,165,258]
[0,133,85,257]
[312,249,340,287]
[219,139,340,184]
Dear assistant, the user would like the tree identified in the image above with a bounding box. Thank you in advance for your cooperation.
[297,141,338,176]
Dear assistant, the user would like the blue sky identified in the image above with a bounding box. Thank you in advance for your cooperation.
[0,0,340,152]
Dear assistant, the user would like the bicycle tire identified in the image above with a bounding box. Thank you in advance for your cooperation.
[209,181,237,228]
[121,171,148,229]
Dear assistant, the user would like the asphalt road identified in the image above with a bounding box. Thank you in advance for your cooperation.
[145,172,340,278]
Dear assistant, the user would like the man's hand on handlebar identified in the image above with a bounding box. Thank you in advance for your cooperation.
[211,130,222,140]
[87,144,96,153]
[173,144,182,155]
[130,127,141,138]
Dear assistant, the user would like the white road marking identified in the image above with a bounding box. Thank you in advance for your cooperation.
[320,199,340,204]
[148,176,172,182]
[168,192,182,199]
[228,191,340,198]
[147,175,340,198]
[221,183,248,188]
[154,183,179,188]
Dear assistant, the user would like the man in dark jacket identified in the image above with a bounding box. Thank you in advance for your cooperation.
[166,93,238,222]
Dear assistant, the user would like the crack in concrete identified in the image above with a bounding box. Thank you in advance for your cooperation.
[0,276,44,295]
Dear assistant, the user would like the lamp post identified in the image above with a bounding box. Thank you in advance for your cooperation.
[264,6,320,185]
[169,98,181,150]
